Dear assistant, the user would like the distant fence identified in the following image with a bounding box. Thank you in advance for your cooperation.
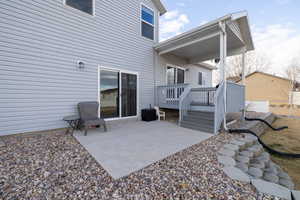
[290,92,300,105]
[246,101,270,113]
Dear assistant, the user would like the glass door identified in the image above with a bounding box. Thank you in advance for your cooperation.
[99,68,138,119]
[121,73,137,117]
[100,70,120,119]
[166,66,185,84]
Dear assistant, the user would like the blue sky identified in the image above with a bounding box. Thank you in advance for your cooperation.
[159,0,300,75]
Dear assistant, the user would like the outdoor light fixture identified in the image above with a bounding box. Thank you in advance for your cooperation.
[77,61,85,69]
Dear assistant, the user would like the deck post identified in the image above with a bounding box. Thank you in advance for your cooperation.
[219,21,227,130]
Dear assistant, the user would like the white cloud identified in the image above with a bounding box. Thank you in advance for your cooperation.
[164,10,179,20]
[160,10,190,41]
[252,24,300,76]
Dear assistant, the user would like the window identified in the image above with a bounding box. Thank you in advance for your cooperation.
[198,72,203,85]
[65,0,94,15]
[141,5,154,40]
[167,66,185,85]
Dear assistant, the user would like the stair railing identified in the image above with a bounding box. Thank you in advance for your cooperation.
[179,85,192,125]
[214,81,226,134]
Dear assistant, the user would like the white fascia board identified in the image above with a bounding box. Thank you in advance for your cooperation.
[152,0,167,15]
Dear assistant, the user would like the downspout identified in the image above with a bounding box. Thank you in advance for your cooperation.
[153,11,160,107]
[241,49,247,121]
[219,21,228,131]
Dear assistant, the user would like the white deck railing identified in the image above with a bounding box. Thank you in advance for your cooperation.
[157,84,189,109]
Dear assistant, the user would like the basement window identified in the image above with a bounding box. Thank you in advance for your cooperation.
[65,0,94,15]
[141,5,155,40]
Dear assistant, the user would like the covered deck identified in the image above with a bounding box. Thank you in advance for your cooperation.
[154,11,254,133]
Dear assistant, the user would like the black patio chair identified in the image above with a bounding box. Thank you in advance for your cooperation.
[78,101,107,136]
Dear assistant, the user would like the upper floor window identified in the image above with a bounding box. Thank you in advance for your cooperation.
[65,0,94,15]
[141,5,154,40]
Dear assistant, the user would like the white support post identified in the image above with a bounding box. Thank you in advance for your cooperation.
[219,21,227,130]
[241,51,246,120]
[242,51,246,85]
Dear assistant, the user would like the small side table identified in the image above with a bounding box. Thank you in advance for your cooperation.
[63,115,80,135]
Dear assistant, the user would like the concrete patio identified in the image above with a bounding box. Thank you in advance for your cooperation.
[74,121,212,179]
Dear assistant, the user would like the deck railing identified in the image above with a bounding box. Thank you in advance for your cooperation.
[226,82,245,113]
[157,84,189,109]
[190,87,217,106]
[158,81,245,134]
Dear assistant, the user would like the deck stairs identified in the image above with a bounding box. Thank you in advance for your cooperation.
[157,81,245,134]
[180,110,215,133]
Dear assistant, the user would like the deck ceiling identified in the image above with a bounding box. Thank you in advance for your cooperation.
[155,12,254,64]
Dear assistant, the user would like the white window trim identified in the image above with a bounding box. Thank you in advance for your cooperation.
[165,64,186,85]
[63,0,96,16]
[98,65,140,120]
[140,3,156,41]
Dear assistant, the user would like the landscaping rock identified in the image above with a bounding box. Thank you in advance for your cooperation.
[223,166,250,183]
[235,155,250,164]
[253,155,270,164]
[235,162,249,173]
[236,137,253,147]
[223,144,239,153]
[278,171,291,180]
[264,166,278,175]
[263,172,279,184]
[243,134,257,141]
[247,145,263,157]
[0,139,5,147]
[218,148,236,157]
[250,161,265,169]
[251,179,292,200]
[279,178,295,190]
[230,140,246,149]
[217,155,236,166]
[239,150,254,158]
[259,152,270,160]
[248,167,263,178]
[292,190,300,200]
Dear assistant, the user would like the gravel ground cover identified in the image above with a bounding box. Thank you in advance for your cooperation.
[0,126,283,199]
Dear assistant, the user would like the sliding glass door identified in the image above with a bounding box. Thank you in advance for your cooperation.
[121,73,137,117]
[166,66,185,85]
[99,68,138,119]
[100,70,120,118]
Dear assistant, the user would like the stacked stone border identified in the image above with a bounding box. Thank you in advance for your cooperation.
[219,113,300,200]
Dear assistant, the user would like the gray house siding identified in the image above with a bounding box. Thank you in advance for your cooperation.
[185,65,213,88]
[0,0,159,135]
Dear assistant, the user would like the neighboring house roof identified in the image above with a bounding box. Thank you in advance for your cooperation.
[152,0,167,15]
[238,71,292,83]
[235,71,300,89]
[194,63,218,70]
[155,11,254,63]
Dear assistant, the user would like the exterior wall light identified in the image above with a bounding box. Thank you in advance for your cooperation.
[77,61,85,69]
